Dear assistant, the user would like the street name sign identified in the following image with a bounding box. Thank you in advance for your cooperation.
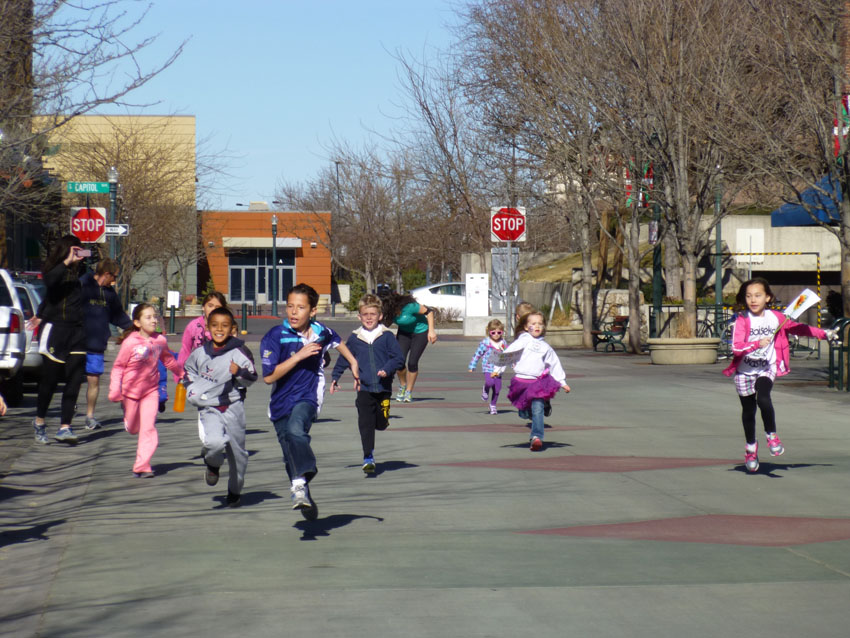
[67,181,110,194]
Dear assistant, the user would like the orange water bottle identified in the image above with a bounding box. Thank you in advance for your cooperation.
[173,382,187,412]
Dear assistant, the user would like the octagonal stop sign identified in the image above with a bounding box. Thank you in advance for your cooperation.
[490,206,527,242]
[70,207,107,243]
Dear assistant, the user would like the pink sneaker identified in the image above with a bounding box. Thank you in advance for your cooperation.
[530,437,543,451]
[766,433,784,457]
[744,444,759,473]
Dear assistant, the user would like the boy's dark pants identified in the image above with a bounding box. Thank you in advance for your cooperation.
[355,390,391,457]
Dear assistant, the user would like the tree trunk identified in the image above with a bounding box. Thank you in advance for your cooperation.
[681,251,698,338]
[580,220,595,348]
[597,210,609,288]
[663,232,681,299]
[627,212,643,353]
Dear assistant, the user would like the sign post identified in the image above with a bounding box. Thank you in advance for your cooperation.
[69,207,107,243]
[491,207,526,332]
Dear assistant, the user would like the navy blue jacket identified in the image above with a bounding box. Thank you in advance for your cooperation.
[80,272,132,353]
[332,326,404,393]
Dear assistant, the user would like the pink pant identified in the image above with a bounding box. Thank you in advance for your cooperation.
[124,391,161,473]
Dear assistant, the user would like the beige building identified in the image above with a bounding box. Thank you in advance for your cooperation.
[40,114,198,300]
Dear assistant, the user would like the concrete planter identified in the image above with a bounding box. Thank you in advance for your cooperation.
[546,326,585,348]
[647,337,721,365]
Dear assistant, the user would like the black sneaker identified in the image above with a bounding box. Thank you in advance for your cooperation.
[205,463,220,486]
[226,491,241,508]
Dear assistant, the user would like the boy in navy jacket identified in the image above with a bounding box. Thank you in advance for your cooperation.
[331,294,404,474]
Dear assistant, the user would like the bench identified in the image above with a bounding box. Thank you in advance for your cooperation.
[592,315,629,352]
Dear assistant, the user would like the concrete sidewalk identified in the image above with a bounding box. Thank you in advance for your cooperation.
[1,333,849,637]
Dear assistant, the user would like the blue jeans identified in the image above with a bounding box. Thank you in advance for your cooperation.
[519,399,545,441]
[272,401,318,483]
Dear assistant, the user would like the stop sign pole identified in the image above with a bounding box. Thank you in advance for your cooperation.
[491,207,526,332]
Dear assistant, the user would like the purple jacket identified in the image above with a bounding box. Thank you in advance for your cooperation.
[723,309,826,378]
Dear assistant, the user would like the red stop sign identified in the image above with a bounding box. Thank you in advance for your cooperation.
[491,207,526,241]
[70,207,106,243]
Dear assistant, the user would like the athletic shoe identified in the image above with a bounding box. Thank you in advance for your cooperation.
[403,390,412,403]
[766,433,785,457]
[54,427,78,444]
[205,463,220,486]
[301,499,318,521]
[489,405,498,415]
[380,398,391,421]
[745,444,759,473]
[226,491,242,508]
[481,388,489,401]
[291,483,312,510]
[133,471,155,478]
[395,386,406,402]
[84,416,102,431]
[362,456,376,474]
[530,436,543,451]
[33,420,48,444]
[158,401,166,414]
[543,400,552,417]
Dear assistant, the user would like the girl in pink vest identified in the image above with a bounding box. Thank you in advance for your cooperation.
[723,278,835,473]
[109,304,184,477]
[177,291,227,368]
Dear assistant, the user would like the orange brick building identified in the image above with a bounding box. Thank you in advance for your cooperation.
[201,208,331,306]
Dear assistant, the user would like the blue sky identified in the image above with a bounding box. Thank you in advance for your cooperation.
[98,1,462,208]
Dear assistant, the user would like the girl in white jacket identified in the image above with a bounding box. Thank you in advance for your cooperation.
[494,312,570,451]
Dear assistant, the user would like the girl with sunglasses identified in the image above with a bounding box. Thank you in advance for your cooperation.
[468,319,507,415]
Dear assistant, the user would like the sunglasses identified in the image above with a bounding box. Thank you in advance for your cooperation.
[489,330,503,336]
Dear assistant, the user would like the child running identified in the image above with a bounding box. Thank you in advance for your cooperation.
[109,304,184,477]
[722,278,836,472]
[184,307,257,507]
[468,319,507,415]
[494,311,571,451]
[330,294,404,474]
[178,291,227,368]
[261,283,359,518]
[515,301,551,417]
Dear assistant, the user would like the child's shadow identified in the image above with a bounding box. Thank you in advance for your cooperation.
[730,461,832,478]
[346,460,419,477]
[212,490,283,508]
[501,441,571,450]
[152,461,195,475]
[295,514,384,540]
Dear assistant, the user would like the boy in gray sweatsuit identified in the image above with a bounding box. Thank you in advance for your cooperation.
[183,307,257,507]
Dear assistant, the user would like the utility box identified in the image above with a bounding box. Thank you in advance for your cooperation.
[466,273,489,317]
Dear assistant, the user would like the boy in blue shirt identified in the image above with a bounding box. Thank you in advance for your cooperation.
[260,283,358,518]
[330,294,404,474]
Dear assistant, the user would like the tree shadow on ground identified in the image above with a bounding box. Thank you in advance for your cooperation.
[295,513,384,541]
[151,461,195,476]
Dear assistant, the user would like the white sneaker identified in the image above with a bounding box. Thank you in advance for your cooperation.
[290,483,312,509]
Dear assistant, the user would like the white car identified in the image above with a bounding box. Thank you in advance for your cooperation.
[410,282,466,318]
[0,269,27,404]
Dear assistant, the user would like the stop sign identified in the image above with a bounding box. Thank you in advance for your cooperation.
[490,207,527,242]
[70,207,107,243]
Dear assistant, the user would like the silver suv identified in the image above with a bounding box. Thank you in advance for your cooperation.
[0,269,27,405]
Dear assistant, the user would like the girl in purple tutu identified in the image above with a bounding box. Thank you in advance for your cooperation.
[494,311,570,451]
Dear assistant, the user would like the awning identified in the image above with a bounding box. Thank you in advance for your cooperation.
[770,174,841,227]
[222,237,302,248]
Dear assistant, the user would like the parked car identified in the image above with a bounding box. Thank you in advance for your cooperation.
[410,282,467,318]
[0,269,27,405]
[13,279,45,381]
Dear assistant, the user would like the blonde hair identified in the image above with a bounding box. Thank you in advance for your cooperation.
[515,301,535,320]
[358,293,383,314]
[485,319,504,336]
[515,311,547,338]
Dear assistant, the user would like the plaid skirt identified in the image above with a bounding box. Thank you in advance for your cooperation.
[734,368,776,397]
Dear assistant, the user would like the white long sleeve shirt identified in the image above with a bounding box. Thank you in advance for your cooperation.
[495,332,567,384]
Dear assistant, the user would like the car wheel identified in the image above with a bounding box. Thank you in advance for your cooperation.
[0,374,24,407]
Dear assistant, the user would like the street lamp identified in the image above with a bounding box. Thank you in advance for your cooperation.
[271,214,278,316]
[107,165,119,260]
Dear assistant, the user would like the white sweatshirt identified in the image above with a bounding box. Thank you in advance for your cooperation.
[494,331,567,383]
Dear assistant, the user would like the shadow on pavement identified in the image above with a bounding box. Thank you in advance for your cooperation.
[0,519,65,548]
[295,513,384,540]
[212,490,283,508]
[152,461,195,476]
[729,461,832,478]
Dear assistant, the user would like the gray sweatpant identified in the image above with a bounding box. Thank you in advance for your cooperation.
[200,402,248,496]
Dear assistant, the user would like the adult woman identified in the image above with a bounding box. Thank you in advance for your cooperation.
[381,292,437,402]
[32,235,88,444]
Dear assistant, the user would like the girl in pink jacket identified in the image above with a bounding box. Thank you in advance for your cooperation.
[177,291,227,368]
[110,304,184,477]
[722,278,835,473]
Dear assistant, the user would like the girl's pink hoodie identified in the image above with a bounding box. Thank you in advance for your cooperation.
[178,315,209,368]
[722,309,826,378]
[109,331,184,401]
